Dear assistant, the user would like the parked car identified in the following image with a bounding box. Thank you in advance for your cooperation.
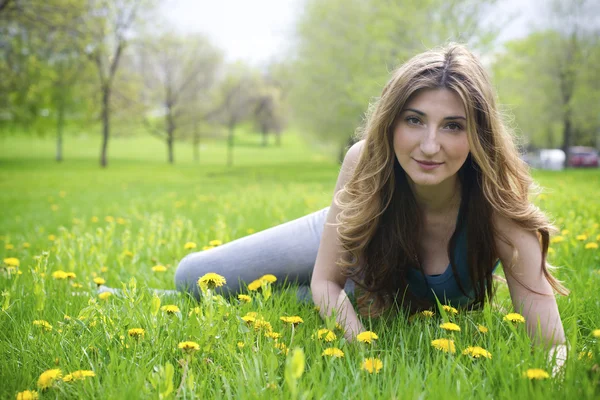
[523,149,565,170]
[568,146,599,168]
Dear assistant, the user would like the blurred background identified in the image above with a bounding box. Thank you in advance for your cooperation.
[0,0,598,168]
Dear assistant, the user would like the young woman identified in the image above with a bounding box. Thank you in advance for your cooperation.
[174,44,568,364]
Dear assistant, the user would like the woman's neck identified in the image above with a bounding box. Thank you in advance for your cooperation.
[410,176,461,215]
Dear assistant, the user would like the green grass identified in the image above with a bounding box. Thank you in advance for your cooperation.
[1,133,599,399]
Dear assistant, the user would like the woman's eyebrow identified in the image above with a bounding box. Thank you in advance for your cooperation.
[403,108,466,120]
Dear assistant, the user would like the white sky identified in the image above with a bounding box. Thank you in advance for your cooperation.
[162,0,537,65]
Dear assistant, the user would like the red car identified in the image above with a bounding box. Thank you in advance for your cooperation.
[568,146,599,167]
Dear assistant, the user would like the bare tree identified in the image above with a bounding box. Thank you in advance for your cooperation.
[139,32,222,164]
[253,84,286,147]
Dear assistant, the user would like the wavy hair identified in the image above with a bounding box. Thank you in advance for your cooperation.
[335,43,569,317]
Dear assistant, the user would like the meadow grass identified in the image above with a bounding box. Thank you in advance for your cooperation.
[1,133,599,399]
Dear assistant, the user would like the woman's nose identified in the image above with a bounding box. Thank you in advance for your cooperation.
[420,130,440,155]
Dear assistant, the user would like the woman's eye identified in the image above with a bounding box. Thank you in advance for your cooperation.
[406,116,421,125]
[445,122,463,131]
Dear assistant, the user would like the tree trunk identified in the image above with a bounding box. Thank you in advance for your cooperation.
[227,124,235,167]
[262,130,268,146]
[275,130,281,147]
[561,110,572,168]
[55,98,64,162]
[167,106,175,164]
[100,85,110,168]
[193,119,200,163]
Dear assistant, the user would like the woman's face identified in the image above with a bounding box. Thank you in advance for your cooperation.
[393,88,470,188]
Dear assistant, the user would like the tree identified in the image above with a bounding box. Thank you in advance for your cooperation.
[138,32,222,164]
[289,0,501,158]
[253,82,286,147]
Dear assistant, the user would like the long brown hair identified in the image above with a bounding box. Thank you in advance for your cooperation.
[334,43,569,317]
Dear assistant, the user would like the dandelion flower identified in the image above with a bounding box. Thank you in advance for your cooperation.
[259,274,277,283]
[184,242,197,250]
[524,368,550,380]
[52,270,68,280]
[33,320,53,332]
[93,277,106,286]
[128,328,145,339]
[442,305,458,315]
[161,305,180,314]
[5,243,14,250]
[152,265,167,272]
[280,316,304,326]
[197,272,226,291]
[63,370,95,382]
[91,216,99,223]
[477,325,488,334]
[65,272,76,279]
[48,235,56,241]
[178,341,200,354]
[274,341,288,354]
[37,369,62,390]
[237,342,245,349]
[253,319,273,332]
[361,357,383,374]
[551,236,564,244]
[317,328,337,342]
[105,216,115,223]
[356,331,378,344]
[3,257,19,267]
[241,315,256,324]
[16,390,38,400]
[98,292,112,300]
[247,279,262,291]
[578,351,593,361]
[237,294,251,303]
[431,338,456,353]
[440,322,461,332]
[585,242,598,250]
[322,348,344,358]
[208,239,222,246]
[576,234,588,241]
[547,247,555,254]
[592,329,600,338]
[421,310,434,318]
[462,346,492,359]
[503,313,526,323]
[265,331,282,339]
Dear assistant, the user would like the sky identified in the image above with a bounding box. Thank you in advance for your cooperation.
[162,0,539,65]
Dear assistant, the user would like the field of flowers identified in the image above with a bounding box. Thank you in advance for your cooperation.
[1,135,599,399]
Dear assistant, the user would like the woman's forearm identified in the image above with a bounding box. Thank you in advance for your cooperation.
[311,280,365,341]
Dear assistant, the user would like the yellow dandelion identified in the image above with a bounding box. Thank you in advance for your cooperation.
[503,313,526,323]
[592,329,600,338]
[64,272,76,279]
[551,236,564,244]
[16,390,38,400]
[48,235,56,241]
[238,294,252,303]
[322,348,344,358]
[70,282,82,288]
[431,338,456,353]
[37,369,62,390]
[547,247,555,254]
[22,242,31,248]
[585,242,598,250]
[184,242,197,250]
[578,350,593,361]
[524,368,550,380]
[98,292,112,300]
[361,357,383,374]
[5,243,14,250]
[477,325,489,334]
[280,316,304,326]
[241,315,256,324]
[91,216,99,223]
[63,370,95,382]
[50,204,59,212]
[161,305,180,314]
[462,346,492,359]
[561,229,569,235]
[440,322,461,332]
[116,217,126,225]
[317,328,337,342]
[178,341,200,354]
[421,310,434,318]
[33,320,53,332]
[259,274,277,283]
[576,234,588,241]
[208,239,222,246]
[152,265,167,272]
[265,331,282,339]
[122,250,134,258]
[128,328,145,339]
[3,257,20,267]
[237,342,245,349]
[253,319,273,332]
[356,331,378,344]
[442,305,458,315]
[274,341,288,354]
[197,272,227,291]
[93,277,106,286]
[247,279,262,291]
[100,266,108,273]
[105,216,114,223]
[52,270,68,280]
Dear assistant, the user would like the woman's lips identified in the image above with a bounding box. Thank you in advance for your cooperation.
[414,159,443,170]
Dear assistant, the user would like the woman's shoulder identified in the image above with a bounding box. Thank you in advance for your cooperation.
[344,139,366,163]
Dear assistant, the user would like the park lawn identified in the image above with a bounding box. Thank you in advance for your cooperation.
[0,133,599,399]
